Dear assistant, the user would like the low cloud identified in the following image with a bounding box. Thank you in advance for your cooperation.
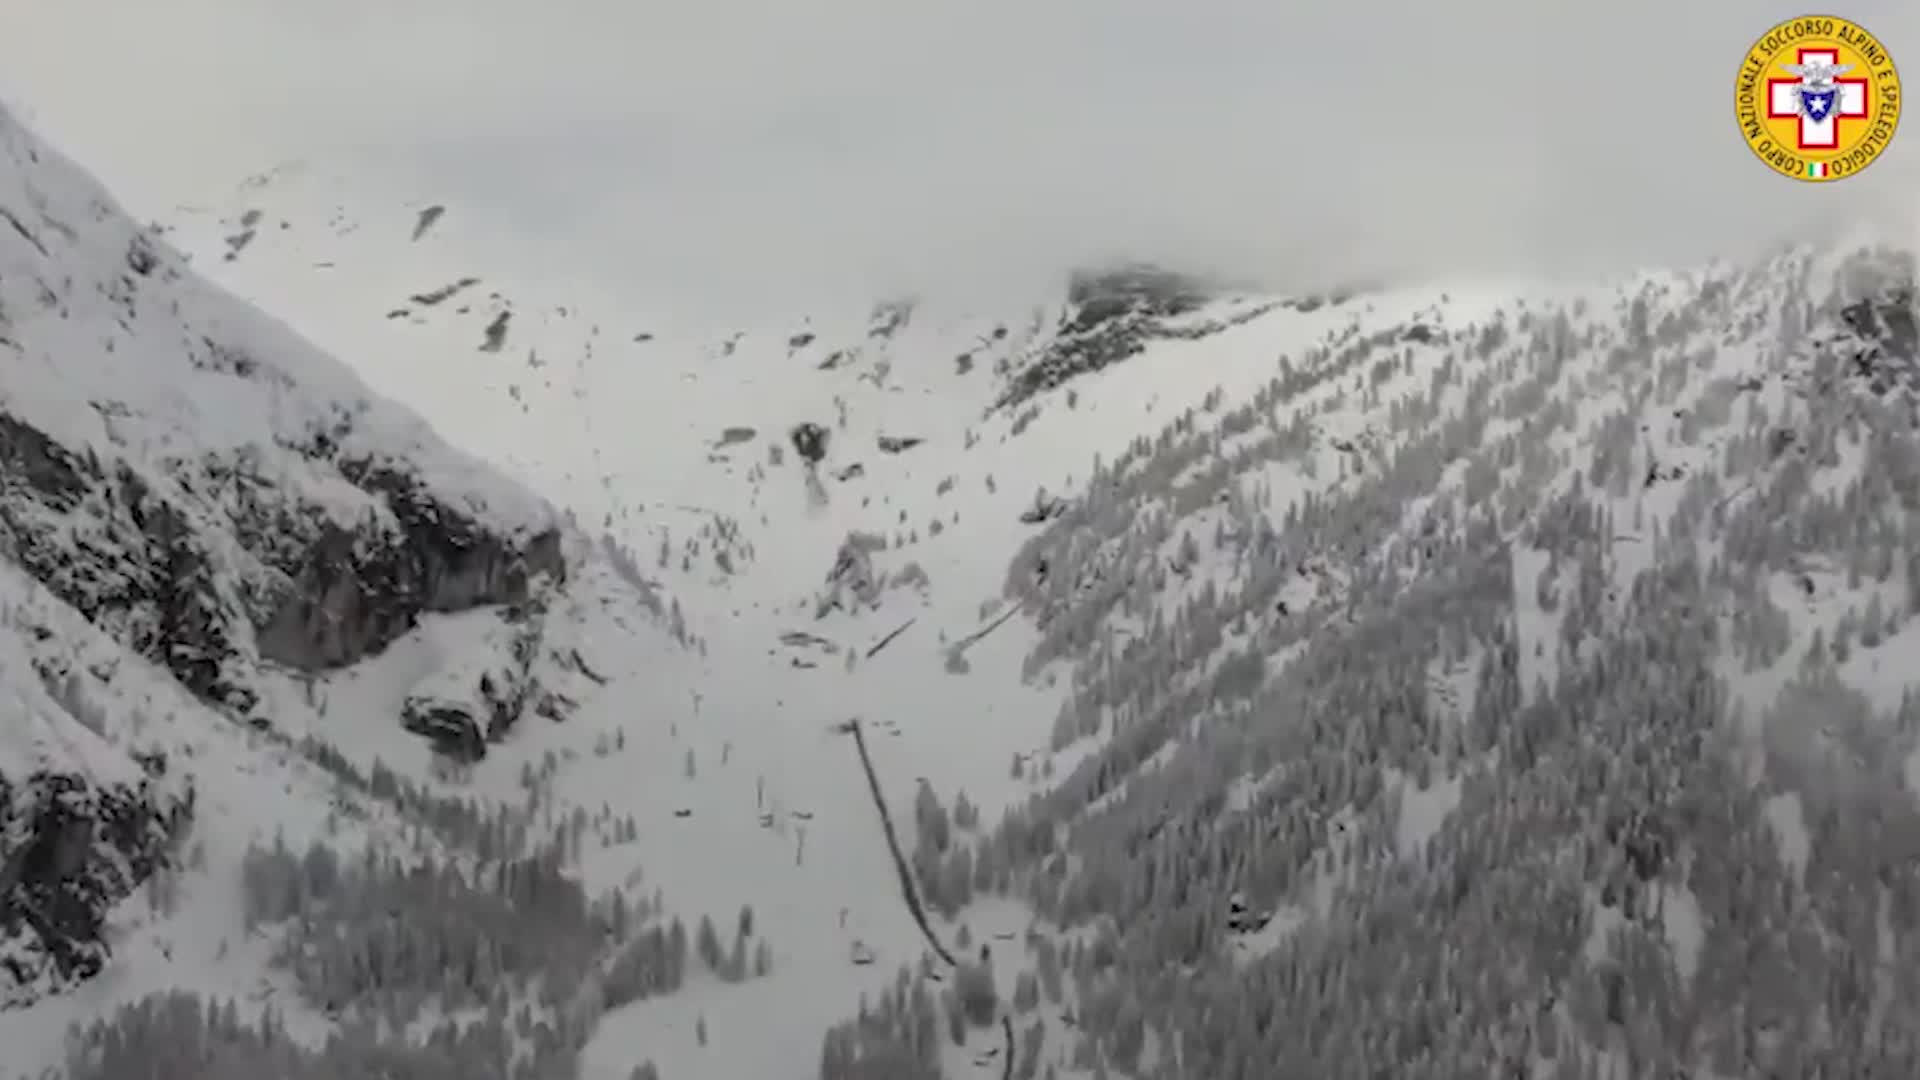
[4,0,1917,309]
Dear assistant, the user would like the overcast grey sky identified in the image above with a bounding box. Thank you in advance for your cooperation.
[3,0,1915,309]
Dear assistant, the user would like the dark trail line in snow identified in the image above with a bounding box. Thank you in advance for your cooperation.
[1000,1015,1014,1080]
[846,717,958,968]
[949,605,1021,654]
[865,618,915,659]
[850,717,1024,1072]
[0,205,48,256]
[848,714,1036,1068]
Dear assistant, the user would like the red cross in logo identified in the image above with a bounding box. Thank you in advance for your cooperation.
[1767,48,1870,150]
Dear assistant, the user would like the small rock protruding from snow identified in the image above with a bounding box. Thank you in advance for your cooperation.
[480,310,512,352]
[713,426,757,449]
[1019,490,1068,525]
[411,204,445,241]
[790,422,829,465]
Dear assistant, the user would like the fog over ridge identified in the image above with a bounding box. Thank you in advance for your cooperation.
[2,0,1915,310]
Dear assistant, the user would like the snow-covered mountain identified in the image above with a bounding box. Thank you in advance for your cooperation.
[8,90,1920,1080]
[0,101,659,1066]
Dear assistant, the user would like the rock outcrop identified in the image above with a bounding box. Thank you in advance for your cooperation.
[0,98,566,724]
[256,459,565,672]
[791,421,830,466]
[0,96,573,1010]
[998,264,1213,409]
[1829,252,1916,397]
[0,403,565,720]
[0,670,192,1009]
[397,603,548,762]
[0,760,186,1006]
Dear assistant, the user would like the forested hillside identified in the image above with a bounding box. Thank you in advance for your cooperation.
[822,243,1920,1078]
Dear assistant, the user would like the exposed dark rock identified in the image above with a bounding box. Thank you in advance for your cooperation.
[876,435,923,455]
[1833,282,1916,396]
[256,460,564,672]
[998,264,1213,410]
[480,311,511,353]
[411,205,445,242]
[780,629,839,652]
[0,102,589,1017]
[0,416,255,711]
[791,422,829,466]
[3,402,563,720]
[1019,494,1068,525]
[124,236,157,277]
[0,206,48,257]
[399,698,486,762]
[408,277,481,308]
[1063,265,1208,334]
[392,592,551,763]
[0,411,94,508]
[222,228,256,260]
[1,756,190,1005]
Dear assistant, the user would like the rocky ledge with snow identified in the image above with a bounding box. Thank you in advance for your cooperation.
[0,628,193,1007]
[0,101,600,1009]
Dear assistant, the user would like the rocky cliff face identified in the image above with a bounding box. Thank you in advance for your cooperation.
[1831,253,1916,396]
[0,755,188,1007]
[0,627,196,1012]
[0,406,565,720]
[0,99,574,1006]
[254,458,566,673]
[997,265,1215,411]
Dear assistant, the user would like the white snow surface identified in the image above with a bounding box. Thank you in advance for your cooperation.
[0,104,552,540]
[0,629,137,788]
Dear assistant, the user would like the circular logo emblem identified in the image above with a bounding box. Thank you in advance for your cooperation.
[1736,15,1901,182]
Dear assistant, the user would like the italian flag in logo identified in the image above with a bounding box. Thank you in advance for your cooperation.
[1807,161,1830,178]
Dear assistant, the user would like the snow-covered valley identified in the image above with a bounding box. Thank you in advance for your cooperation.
[3,44,1920,1080]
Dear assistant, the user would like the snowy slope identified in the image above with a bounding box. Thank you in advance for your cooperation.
[0,99,685,1080]
[11,91,1920,1080]
[150,158,1920,1080]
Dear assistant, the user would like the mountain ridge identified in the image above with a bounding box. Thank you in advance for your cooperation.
[0,97,655,1033]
